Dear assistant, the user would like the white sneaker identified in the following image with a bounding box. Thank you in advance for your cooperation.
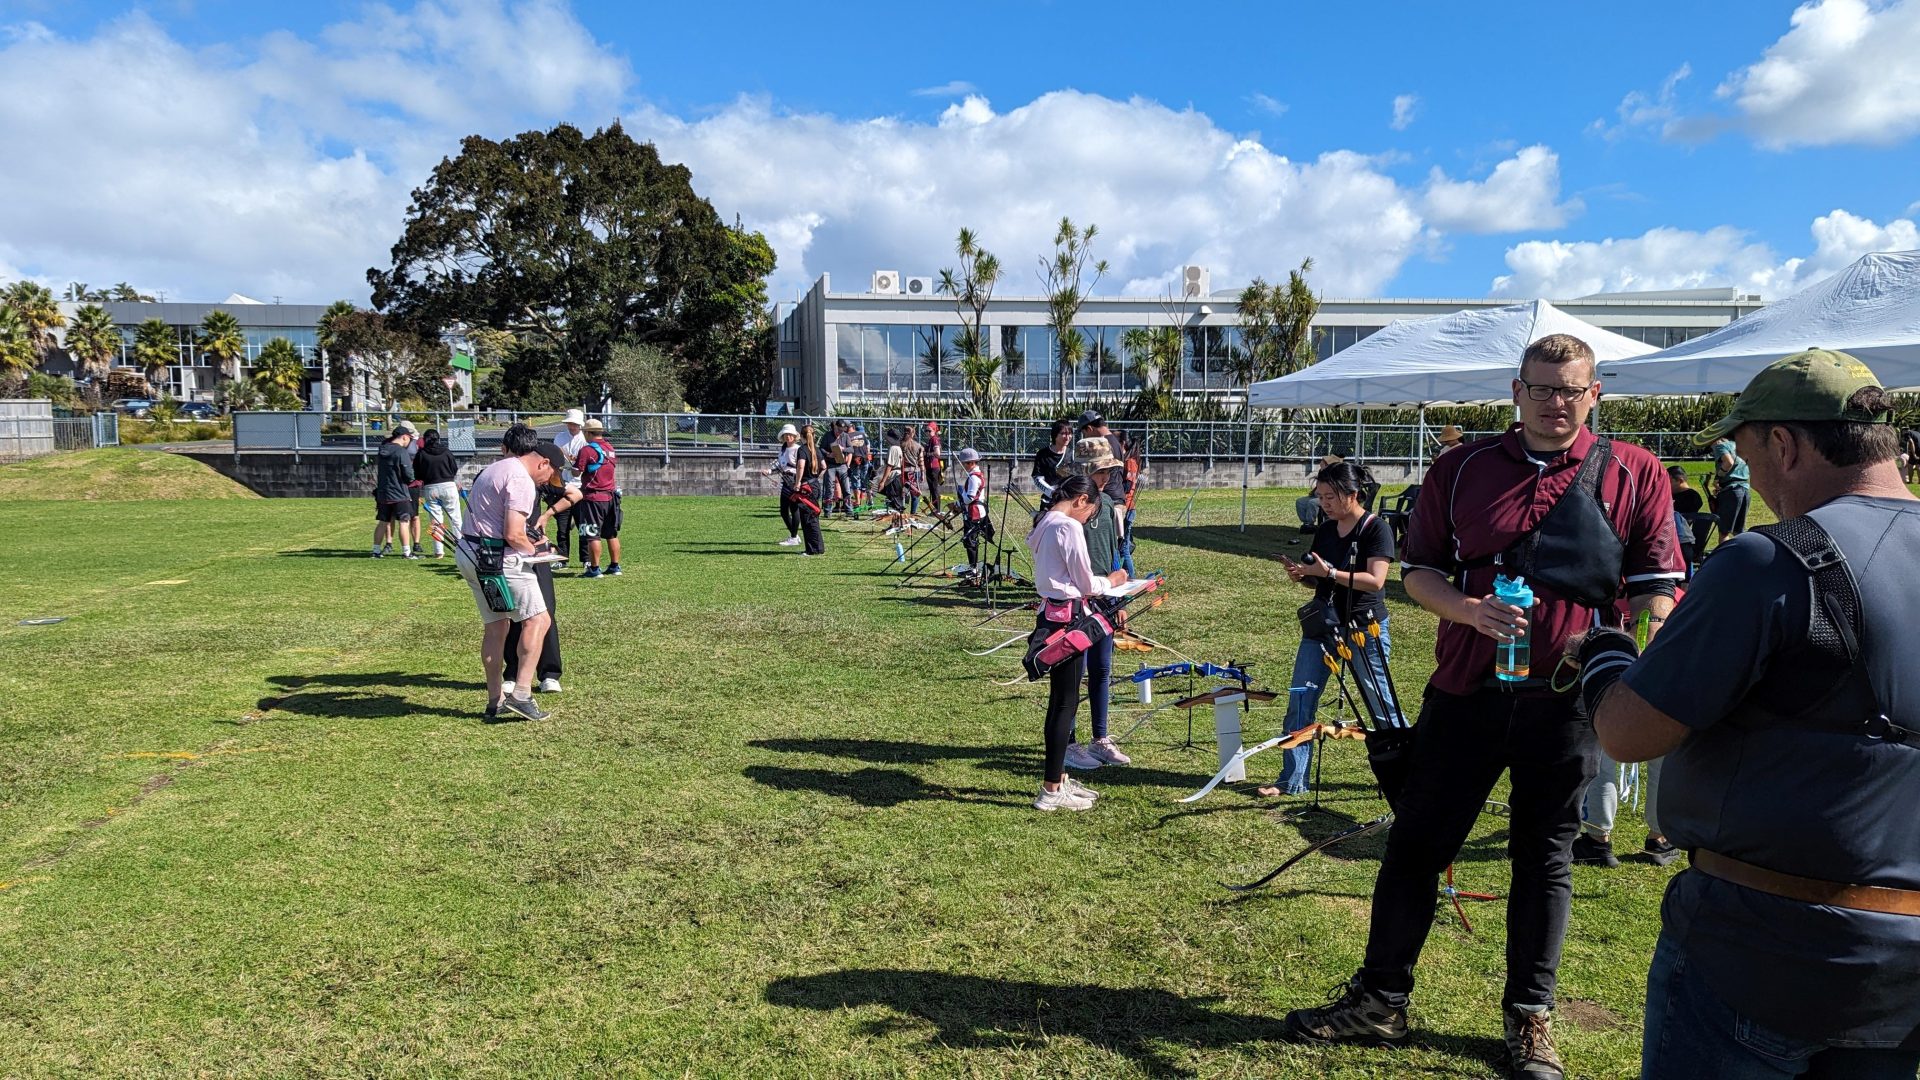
[538,677,562,693]
[778,537,802,546]
[1091,737,1133,766]
[1064,775,1100,800]
[1063,743,1104,771]
[501,680,515,696]
[1034,784,1095,812]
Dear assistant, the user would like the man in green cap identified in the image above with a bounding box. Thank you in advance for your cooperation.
[1575,349,1920,1077]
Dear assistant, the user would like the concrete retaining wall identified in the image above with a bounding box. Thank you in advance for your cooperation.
[178,448,1418,499]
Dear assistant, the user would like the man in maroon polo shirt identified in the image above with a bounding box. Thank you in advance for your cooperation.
[1285,334,1684,1079]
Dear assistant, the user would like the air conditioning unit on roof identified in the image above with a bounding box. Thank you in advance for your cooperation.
[904,275,933,296]
[871,270,900,294]
[1182,265,1211,299]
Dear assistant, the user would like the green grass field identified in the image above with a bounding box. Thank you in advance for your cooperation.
[0,462,1761,1077]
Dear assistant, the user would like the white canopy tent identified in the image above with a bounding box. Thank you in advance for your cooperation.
[1244,299,1655,409]
[1603,250,1920,394]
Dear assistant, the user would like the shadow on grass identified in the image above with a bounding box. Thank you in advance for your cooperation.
[671,546,799,556]
[256,671,480,721]
[746,737,1215,793]
[742,765,1027,808]
[277,548,393,559]
[764,968,1289,1077]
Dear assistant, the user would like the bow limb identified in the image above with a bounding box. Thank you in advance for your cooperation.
[966,631,1029,656]
[1177,735,1286,803]
[1219,812,1395,892]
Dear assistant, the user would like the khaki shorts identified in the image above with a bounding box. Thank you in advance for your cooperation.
[454,546,548,624]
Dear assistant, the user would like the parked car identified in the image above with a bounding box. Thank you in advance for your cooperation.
[176,401,218,421]
[111,397,156,418]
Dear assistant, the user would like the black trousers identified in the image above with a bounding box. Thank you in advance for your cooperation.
[552,504,575,562]
[798,498,824,554]
[1039,610,1085,784]
[779,490,799,537]
[1358,685,1599,1010]
[500,563,561,681]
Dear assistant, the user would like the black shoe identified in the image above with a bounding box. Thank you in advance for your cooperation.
[499,694,550,722]
[1284,976,1409,1046]
[1503,1006,1566,1079]
[1571,833,1619,868]
[1643,836,1681,866]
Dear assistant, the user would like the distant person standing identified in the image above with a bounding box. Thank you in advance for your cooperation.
[1032,419,1073,497]
[1902,427,1920,483]
[404,421,426,558]
[924,421,946,513]
[900,427,927,515]
[415,429,463,559]
[572,418,622,578]
[371,424,416,558]
[825,420,854,516]
[455,422,556,722]
[1078,411,1140,574]
[553,409,588,563]
[793,422,826,556]
[769,423,802,545]
[848,426,873,509]
[875,428,906,512]
[1435,425,1466,458]
[957,447,993,579]
[1710,430,1751,548]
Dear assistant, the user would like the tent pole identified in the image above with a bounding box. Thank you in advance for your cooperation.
[1239,413,1252,532]
[1415,406,1425,479]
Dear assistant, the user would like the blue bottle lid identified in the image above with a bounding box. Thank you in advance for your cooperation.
[1493,574,1535,607]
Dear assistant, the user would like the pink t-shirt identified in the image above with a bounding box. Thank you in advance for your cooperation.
[465,456,536,540]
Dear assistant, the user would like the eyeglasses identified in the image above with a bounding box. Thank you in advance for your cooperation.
[1517,380,1598,403]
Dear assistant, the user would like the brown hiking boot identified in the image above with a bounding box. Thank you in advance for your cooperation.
[1285,976,1409,1046]
[1503,1006,1565,1079]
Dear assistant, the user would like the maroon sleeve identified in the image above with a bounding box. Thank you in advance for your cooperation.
[1400,452,1459,576]
[1616,446,1687,589]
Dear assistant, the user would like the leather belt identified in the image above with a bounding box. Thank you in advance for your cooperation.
[1692,849,1920,917]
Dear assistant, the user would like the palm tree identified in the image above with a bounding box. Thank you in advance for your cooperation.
[4,281,65,364]
[108,282,156,303]
[133,317,176,387]
[1122,325,1185,417]
[252,337,305,395]
[64,304,121,380]
[317,299,357,386]
[196,309,245,382]
[0,306,34,378]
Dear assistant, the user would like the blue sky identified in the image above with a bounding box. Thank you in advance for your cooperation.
[2,0,1917,304]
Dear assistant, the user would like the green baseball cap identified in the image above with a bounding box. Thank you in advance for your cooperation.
[1692,348,1891,447]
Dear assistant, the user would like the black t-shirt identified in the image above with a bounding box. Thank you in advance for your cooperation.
[1672,487,1704,515]
[1032,445,1067,486]
[1308,513,1394,622]
[1902,429,1920,456]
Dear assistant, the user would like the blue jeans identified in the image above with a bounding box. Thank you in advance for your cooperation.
[1069,631,1114,743]
[1120,508,1136,576]
[1643,931,1920,1079]
[1274,616,1395,793]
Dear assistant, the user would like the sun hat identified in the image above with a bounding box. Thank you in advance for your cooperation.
[778,423,799,438]
[1693,348,1890,446]
[1437,424,1465,445]
[395,420,418,435]
[583,418,604,433]
[1074,436,1122,473]
[1320,453,1345,467]
[563,408,586,426]
[958,447,981,463]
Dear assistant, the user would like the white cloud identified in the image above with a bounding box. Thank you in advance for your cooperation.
[1715,0,1920,147]
[1421,146,1580,234]
[1248,92,1288,117]
[911,80,976,98]
[1390,93,1419,131]
[0,2,630,303]
[628,91,1428,299]
[1489,208,1920,299]
[1590,63,1693,141]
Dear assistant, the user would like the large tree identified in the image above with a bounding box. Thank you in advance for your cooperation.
[938,228,1002,416]
[673,227,778,412]
[252,337,306,395]
[3,281,64,365]
[322,308,451,409]
[196,309,246,382]
[317,299,358,387]
[0,306,34,378]
[1235,259,1321,387]
[64,304,121,380]
[1037,217,1107,403]
[368,121,774,410]
[132,317,176,386]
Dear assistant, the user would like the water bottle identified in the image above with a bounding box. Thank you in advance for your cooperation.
[1493,575,1535,683]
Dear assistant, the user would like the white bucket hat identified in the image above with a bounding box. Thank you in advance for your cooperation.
[778,423,799,438]
[563,408,586,426]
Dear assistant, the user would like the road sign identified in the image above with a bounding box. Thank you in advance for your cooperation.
[441,375,458,389]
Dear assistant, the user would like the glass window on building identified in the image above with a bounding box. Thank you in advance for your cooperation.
[836,325,863,390]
